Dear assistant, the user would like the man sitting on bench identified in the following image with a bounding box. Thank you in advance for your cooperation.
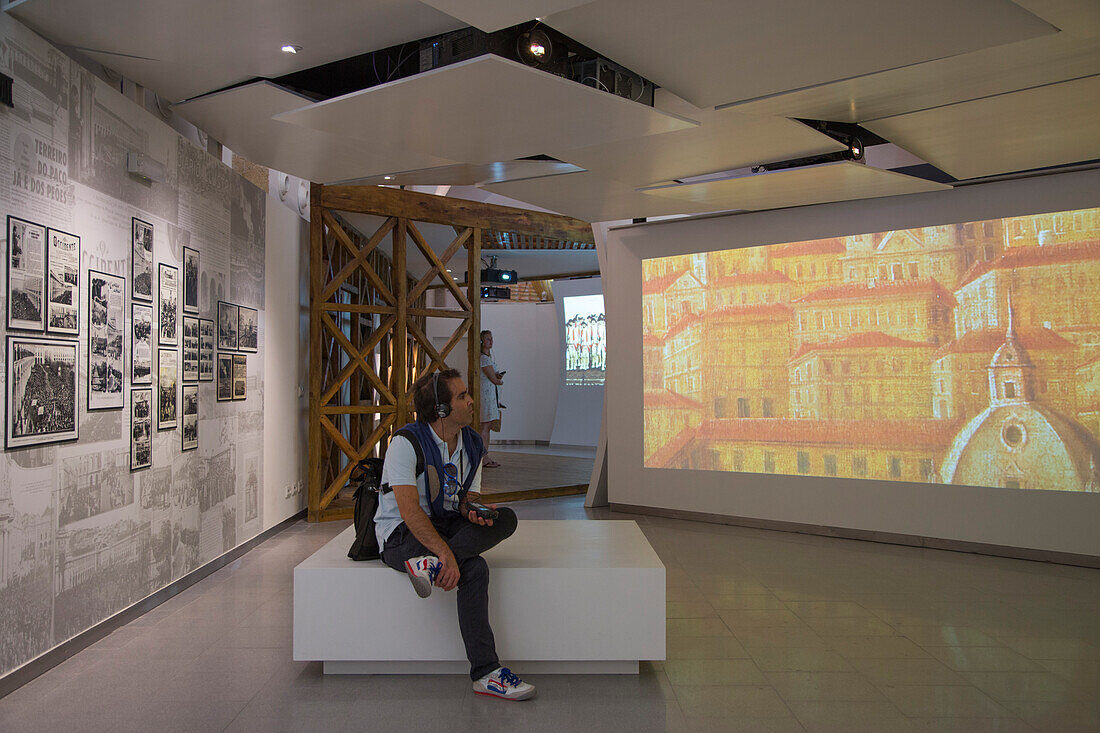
[373,367,536,701]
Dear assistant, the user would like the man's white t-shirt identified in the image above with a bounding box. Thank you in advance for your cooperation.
[373,426,484,550]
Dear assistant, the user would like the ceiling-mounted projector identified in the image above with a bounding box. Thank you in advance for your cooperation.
[481,267,517,284]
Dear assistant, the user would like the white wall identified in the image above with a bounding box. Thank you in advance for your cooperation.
[606,168,1100,557]
[262,197,309,527]
[480,301,559,442]
[549,277,604,447]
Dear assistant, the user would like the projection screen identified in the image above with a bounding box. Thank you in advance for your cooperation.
[642,205,1100,493]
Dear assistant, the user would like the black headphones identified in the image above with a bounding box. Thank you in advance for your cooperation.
[432,371,451,420]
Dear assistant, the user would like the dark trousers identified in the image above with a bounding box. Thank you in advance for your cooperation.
[381,507,518,680]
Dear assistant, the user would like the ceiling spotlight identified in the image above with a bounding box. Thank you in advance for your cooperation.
[517,30,552,66]
[383,175,394,181]
[281,44,301,54]
[848,137,864,161]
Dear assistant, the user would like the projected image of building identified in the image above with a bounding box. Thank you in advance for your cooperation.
[643,206,1100,492]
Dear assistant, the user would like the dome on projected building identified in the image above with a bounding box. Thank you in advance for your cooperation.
[941,299,1100,492]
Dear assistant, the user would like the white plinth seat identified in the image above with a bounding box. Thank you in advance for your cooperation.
[293,520,665,675]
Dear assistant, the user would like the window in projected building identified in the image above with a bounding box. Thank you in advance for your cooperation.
[642,206,1100,493]
[564,294,605,386]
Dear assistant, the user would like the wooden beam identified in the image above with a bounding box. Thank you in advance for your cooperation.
[308,183,325,522]
[322,303,396,315]
[392,219,408,428]
[323,185,594,244]
[321,213,396,301]
[319,313,396,406]
[321,405,397,414]
[407,226,471,304]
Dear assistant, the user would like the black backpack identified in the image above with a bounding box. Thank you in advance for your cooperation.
[347,457,386,561]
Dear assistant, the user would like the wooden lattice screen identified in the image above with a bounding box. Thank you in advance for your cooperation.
[308,184,594,522]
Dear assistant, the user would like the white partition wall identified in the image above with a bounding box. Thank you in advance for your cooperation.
[606,168,1100,559]
[549,277,605,447]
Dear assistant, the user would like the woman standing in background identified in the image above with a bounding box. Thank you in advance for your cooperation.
[479,329,504,468]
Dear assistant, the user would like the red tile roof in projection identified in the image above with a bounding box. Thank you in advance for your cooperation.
[648,426,697,468]
[957,240,1100,288]
[643,333,664,347]
[698,418,961,450]
[794,277,956,305]
[642,268,697,295]
[770,238,846,258]
[645,389,703,410]
[790,331,935,362]
[664,311,703,340]
[712,270,791,287]
[933,327,1078,359]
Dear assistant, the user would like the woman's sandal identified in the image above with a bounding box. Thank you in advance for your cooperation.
[483,458,502,468]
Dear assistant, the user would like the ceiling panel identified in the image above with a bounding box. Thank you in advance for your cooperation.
[549,105,846,188]
[417,0,592,32]
[483,172,718,223]
[640,162,950,211]
[545,0,1056,109]
[336,160,584,187]
[7,0,463,102]
[723,34,1100,123]
[173,82,454,183]
[862,75,1100,180]
[275,55,698,166]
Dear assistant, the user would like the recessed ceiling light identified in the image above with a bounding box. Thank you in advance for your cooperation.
[383,175,394,181]
[281,44,301,54]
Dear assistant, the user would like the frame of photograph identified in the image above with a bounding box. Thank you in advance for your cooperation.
[131,303,153,384]
[87,269,126,411]
[6,335,79,448]
[6,215,48,332]
[237,305,258,353]
[182,315,199,382]
[232,353,247,401]
[183,246,199,314]
[45,227,81,336]
[181,383,198,452]
[158,263,178,346]
[198,318,215,382]
[130,387,153,471]
[157,347,178,430]
[216,352,233,402]
[132,217,154,303]
[217,300,238,351]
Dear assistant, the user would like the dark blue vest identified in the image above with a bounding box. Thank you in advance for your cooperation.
[394,422,485,518]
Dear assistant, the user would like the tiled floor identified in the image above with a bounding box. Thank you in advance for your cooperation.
[1,496,1098,732]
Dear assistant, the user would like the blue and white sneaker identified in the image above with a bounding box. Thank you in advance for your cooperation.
[473,666,537,701]
[404,555,441,598]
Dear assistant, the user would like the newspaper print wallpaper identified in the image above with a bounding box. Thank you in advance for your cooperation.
[0,15,266,677]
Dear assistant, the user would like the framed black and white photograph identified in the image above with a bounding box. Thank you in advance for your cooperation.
[87,270,125,411]
[6,336,78,448]
[158,263,178,346]
[130,387,152,470]
[232,353,247,401]
[157,347,178,430]
[198,318,214,381]
[183,246,199,314]
[216,353,233,401]
[182,315,199,381]
[217,300,238,351]
[46,228,80,335]
[132,217,153,303]
[7,216,47,331]
[181,384,198,451]
[237,305,257,352]
[132,303,153,384]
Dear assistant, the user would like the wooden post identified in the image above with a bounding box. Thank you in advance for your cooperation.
[392,219,408,429]
[307,183,324,522]
[468,227,482,429]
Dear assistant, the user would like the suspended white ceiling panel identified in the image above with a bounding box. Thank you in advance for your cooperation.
[640,162,950,212]
[544,0,1056,108]
[418,0,592,32]
[174,82,454,184]
[275,55,699,166]
[549,106,846,188]
[862,75,1100,181]
[723,34,1100,123]
[483,172,717,223]
[336,160,584,187]
[6,0,463,102]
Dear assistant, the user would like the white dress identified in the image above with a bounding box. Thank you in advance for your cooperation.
[480,353,500,422]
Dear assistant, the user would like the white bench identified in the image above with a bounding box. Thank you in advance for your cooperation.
[293,519,665,674]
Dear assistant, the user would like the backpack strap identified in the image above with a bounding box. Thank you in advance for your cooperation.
[392,427,425,478]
